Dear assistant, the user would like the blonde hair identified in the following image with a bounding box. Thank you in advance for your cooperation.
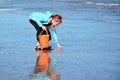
[48,14,62,29]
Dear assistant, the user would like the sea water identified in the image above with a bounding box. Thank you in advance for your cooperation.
[0,0,120,23]
[0,0,120,80]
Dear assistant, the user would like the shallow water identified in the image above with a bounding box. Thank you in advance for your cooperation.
[0,0,120,80]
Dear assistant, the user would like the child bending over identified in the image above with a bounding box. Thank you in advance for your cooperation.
[29,11,62,50]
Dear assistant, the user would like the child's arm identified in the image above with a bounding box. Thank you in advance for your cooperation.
[56,42,62,49]
[50,29,62,49]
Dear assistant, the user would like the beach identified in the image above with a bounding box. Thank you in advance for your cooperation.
[0,0,120,80]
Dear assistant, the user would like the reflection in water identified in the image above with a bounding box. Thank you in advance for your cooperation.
[29,49,62,80]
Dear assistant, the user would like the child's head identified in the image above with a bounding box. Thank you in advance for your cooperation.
[50,14,62,26]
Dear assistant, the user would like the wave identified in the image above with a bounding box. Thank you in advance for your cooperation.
[0,8,22,12]
[86,2,120,6]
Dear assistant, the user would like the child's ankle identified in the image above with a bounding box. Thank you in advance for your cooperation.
[36,42,40,46]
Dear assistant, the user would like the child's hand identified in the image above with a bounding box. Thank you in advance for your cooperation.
[56,42,62,49]
[58,44,62,49]
[42,26,47,30]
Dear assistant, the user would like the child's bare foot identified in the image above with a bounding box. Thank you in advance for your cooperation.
[35,45,42,50]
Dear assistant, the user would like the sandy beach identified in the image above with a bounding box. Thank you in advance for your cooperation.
[0,0,120,80]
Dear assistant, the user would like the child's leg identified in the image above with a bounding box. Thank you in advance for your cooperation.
[29,19,42,49]
[29,19,42,33]
[35,42,41,50]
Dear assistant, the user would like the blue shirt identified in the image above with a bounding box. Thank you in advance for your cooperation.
[29,11,58,42]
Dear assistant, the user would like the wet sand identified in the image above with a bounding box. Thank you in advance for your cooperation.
[0,12,120,80]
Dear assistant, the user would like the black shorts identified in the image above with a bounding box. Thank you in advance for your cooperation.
[29,19,51,41]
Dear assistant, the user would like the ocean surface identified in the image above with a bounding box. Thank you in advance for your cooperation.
[0,0,120,80]
[0,0,120,23]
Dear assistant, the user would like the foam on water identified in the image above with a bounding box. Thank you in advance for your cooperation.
[86,2,120,6]
[0,8,22,12]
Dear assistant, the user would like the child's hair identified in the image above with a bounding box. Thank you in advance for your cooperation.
[48,14,62,29]
[51,14,62,23]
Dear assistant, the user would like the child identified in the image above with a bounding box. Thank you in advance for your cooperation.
[29,11,62,50]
